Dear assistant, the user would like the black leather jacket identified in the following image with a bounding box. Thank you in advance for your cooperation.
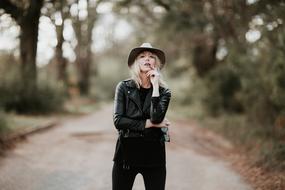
[113,79,171,139]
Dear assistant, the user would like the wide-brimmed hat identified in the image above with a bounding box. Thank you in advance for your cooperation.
[127,43,166,68]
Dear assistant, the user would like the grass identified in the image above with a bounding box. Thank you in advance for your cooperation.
[167,101,205,121]
[0,113,56,138]
[168,103,285,172]
[63,97,104,115]
[199,114,285,172]
[0,97,104,139]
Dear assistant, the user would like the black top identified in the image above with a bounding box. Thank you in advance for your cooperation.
[139,87,151,120]
[139,87,150,108]
[115,86,166,167]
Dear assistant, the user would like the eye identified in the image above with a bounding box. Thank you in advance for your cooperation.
[139,55,145,58]
[150,55,155,58]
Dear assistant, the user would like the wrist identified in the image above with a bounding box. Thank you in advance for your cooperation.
[145,119,151,128]
[152,82,159,88]
[152,84,159,97]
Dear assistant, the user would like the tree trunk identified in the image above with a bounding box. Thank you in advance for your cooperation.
[55,18,67,84]
[19,21,37,88]
[81,5,97,95]
[193,34,218,77]
[18,0,44,88]
[55,24,67,83]
[73,0,98,96]
[74,18,86,95]
[52,0,68,85]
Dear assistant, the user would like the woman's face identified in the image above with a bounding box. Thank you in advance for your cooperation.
[136,51,157,73]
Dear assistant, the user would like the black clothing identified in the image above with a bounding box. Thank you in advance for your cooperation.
[113,79,171,132]
[118,137,166,167]
[139,86,150,109]
[112,78,171,190]
[112,162,166,190]
[112,79,171,167]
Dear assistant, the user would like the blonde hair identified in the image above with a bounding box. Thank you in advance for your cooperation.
[129,52,168,89]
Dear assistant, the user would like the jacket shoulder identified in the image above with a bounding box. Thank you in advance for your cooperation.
[122,78,137,88]
[122,78,132,82]
[115,79,135,90]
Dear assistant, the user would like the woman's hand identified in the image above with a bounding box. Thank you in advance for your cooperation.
[146,68,160,87]
[147,67,160,97]
[145,118,170,128]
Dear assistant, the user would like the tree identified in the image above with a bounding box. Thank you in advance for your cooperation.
[53,0,68,84]
[46,0,70,85]
[72,0,102,95]
[0,0,44,87]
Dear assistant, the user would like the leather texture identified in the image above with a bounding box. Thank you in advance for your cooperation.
[113,79,171,139]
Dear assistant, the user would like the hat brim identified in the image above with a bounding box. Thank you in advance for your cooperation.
[127,47,165,68]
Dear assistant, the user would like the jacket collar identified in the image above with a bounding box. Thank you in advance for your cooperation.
[125,79,152,113]
[124,79,137,88]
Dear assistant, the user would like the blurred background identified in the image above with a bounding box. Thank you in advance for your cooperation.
[0,0,284,172]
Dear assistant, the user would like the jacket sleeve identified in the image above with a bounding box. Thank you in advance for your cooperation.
[150,88,171,124]
[113,81,145,132]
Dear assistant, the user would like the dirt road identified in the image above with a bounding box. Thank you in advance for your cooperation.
[0,104,252,190]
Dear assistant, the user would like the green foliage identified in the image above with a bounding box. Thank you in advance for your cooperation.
[203,64,243,116]
[91,74,121,101]
[0,70,65,114]
[202,115,285,171]
[0,111,9,135]
[199,42,285,170]
[90,53,129,102]
[271,55,285,113]
[237,47,285,126]
[258,141,285,171]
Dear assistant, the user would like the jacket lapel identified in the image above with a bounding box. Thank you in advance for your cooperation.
[125,79,152,114]
[129,89,141,110]
[126,80,142,112]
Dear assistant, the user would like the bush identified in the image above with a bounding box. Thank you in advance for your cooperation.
[203,65,243,116]
[257,141,285,171]
[198,44,285,172]
[91,74,122,101]
[0,76,65,114]
[90,58,129,102]
[0,111,9,136]
[237,50,285,128]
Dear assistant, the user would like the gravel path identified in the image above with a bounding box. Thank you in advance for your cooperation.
[0,104,252,190]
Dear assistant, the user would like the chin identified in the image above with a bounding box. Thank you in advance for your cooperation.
[140,68,151,72]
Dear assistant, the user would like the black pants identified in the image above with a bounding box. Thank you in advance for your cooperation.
[112,162,166,190]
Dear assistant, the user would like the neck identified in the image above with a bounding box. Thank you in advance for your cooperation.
[140,72,151,88]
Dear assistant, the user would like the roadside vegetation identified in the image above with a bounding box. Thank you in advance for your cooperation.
[0,1,284,188]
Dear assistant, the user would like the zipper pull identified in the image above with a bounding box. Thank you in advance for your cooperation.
[123,160,130,170]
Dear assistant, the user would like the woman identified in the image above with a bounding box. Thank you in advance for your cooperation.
[112,43,171,190]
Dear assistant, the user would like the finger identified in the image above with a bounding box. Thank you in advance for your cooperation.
[147,73,153,78]
[149,73,156,78]
[146,70,154,77]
